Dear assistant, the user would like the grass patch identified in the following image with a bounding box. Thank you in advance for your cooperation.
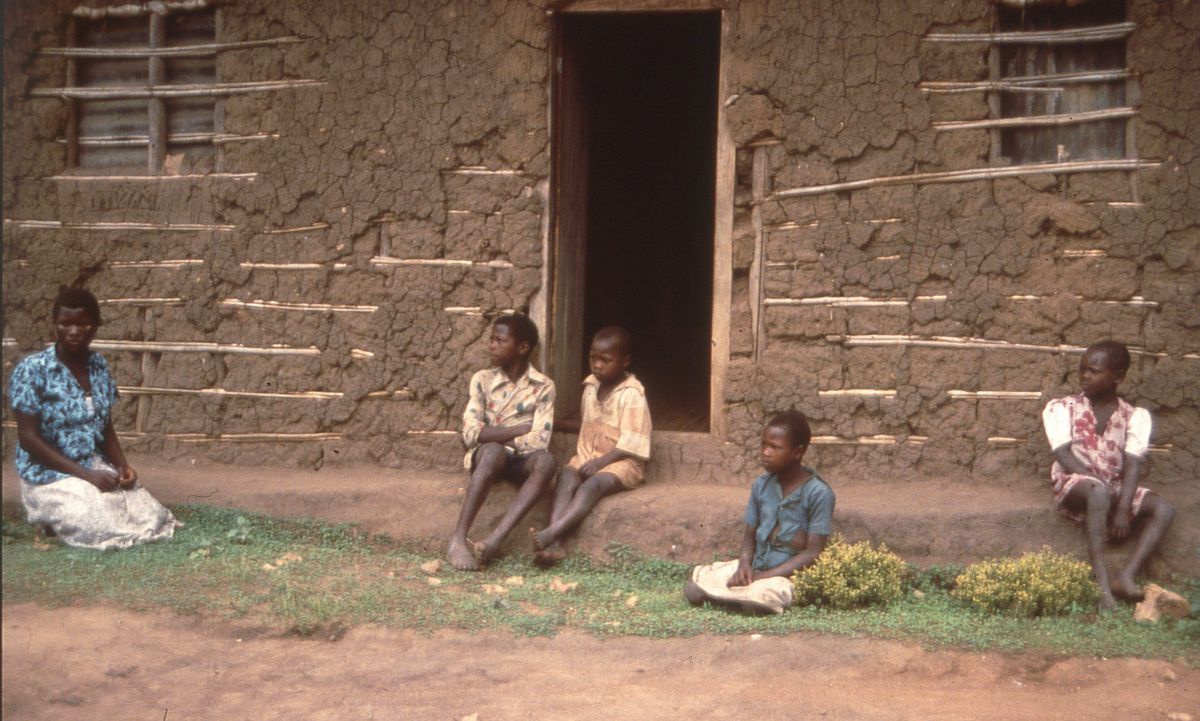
[3,505,1197,661]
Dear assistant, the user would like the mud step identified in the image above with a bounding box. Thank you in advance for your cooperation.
[2,458,1194,578]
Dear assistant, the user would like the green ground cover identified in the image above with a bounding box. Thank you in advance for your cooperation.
[3,505,1196,660]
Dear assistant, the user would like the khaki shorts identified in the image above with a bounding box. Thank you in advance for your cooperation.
[566,454,645,490]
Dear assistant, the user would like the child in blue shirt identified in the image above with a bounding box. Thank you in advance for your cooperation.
[684,410,835,614]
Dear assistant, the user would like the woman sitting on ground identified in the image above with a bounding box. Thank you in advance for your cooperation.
[9,287,180,549]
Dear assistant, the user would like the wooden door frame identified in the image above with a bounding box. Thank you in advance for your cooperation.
[545,3,732,438]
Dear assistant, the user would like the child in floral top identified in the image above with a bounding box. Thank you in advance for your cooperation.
[1041,340,1175,609]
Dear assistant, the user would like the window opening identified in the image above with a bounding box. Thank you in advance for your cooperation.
[70,7,216,172]
[996,0,1128,164]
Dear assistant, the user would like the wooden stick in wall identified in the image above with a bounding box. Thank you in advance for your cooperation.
[41,37,304,58]
[934,107,1137,132]
[923,22,1135,44]
[31,79,324,101]
[768,159,1160,200]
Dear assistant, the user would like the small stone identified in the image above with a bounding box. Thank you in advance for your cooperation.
[419,559,442,574]
[1162,668,1178,682]
[912,589,925,599]
[461,714,479,721]
[749,634,763,641]
[261,563,276,572]
[481,584,508,595]
[426,577,442,587]
[625,595,639,609]
[503,575,524,586]
[550,577,578,593]
[1166,713,1193,721]
[1135,584,1192,623]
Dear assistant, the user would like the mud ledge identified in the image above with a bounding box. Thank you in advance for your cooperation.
[3,455,1195,577]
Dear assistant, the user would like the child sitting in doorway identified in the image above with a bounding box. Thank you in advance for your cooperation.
[446,313,558,571]
[684,410,834,614]
[1041,339,1175,609]
[530,326,652,566]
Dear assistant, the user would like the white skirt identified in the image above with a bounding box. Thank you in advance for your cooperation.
[691,559,795,614]
[21,462,180,550]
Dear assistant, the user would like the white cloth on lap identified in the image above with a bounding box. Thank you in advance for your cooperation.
[691,559,794,614]
[21,460,180,550]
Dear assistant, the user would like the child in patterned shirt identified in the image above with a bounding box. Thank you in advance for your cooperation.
[1041,339,1175,608]
[446,314,557,571]
[531,326,651,566]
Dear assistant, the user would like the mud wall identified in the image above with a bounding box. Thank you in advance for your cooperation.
[3,0,1198,486]
[4,0,551,469]
[720,0,1199,486]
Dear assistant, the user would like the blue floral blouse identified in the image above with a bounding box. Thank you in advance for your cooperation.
[8,346,119,485]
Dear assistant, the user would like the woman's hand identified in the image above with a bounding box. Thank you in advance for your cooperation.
[117,464,138,490]
[82,467,121,493]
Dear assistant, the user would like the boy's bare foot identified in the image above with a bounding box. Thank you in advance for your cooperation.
[1098,588,1118,610]
[472,538,499,567]
[529,526,556,552]
[446,537,479,571]
[534,547,567,568]
[683,581,708,606]
[1110,575,1145,602]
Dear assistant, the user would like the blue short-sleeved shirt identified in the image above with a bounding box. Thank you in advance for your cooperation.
[743,468,835,571]
[8,346,119,485]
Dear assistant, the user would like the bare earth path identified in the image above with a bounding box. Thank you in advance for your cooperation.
[3,602,1196,721]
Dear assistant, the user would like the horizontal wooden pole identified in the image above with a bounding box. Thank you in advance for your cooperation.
[764,295,947,307]
[120,386,342,400]
[108,259,204,268]
[172,432,343,443]
[239,262,349,270]
[43,173,257,181]
[947,390,1042,400]
[811,434,928,446]
[72,0,208,17]
[370,257,514,269]
[260,222,330,234]
[91,340,321,356]
[923,22,1135,44]
[921,69,1129,94]
[934,107,1136,131]
[444,166,528,176]
[826,334,1175,358]
[768,159,1160,200]
[100,297,184,306]
[4,219,234,231]
[42,36,303,59]
[31,79,323,101]
[61,132,276,147]
[220,299,377,313]
[817,389,897,398]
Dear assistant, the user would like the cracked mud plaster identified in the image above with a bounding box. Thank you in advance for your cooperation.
[720,0,1199,484]
[3,0,1198,483]
[3,0,550,469]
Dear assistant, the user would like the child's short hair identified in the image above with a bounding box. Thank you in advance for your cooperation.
[593,325,632,356]
[494,313,539,350]
[767,410,811,448]
[1088,339,1131,373]
[52,286,102,325]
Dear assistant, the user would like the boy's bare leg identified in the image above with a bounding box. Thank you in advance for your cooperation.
[530,467,583,563]
[1111,494,1175,601]
[472,450,556,565]
[447,443,508,571]
[1063,479,1117,609]
[532,473,626,565]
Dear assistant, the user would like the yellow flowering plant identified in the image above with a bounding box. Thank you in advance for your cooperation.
[792,535,905,609]
[952,548,1098,617]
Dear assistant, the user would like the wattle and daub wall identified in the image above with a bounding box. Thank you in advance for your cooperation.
[3,1,1197,489]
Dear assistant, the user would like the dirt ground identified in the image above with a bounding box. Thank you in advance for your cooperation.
[2,602,1196,721]
[3,459,1197,720]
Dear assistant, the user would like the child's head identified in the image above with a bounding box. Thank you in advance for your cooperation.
[760,410,811,474]
[589,326,632,384]
[1078,339,1130,400]
[489,313,539,367]
[52,286,102,354]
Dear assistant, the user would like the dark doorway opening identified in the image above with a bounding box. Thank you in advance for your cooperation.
[551,11,720,432]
